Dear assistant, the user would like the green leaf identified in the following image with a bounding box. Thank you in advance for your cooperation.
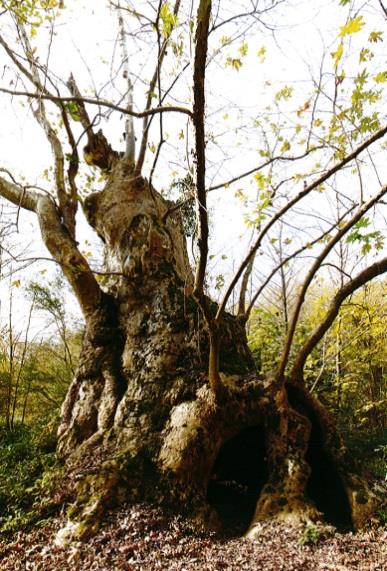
[215,274,225,290]
[355,217,370,229]
[160,2,178,39]
[64,101,81,122]
[220,36,231,46]
[254,172,266,190]
[359,48,374,63]
[339,16,365,38]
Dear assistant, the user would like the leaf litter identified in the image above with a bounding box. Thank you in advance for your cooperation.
[0,503,386,570]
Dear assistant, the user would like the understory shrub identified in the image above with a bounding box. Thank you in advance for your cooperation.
[0,422,63,533]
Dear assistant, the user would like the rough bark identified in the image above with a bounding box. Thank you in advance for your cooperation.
[0,165,378,543]
[51,163,378,546]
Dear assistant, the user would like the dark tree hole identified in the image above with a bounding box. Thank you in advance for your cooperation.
[206,426,268,536]
[287,385,353,531]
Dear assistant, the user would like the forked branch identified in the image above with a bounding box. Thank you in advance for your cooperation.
[0,175,102,317]
[244,205,356,320]
[1,25,78,237]
[216,123,387,321]
[277,183,387,379]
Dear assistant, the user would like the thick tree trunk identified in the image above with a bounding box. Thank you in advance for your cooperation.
[55,164,376,545]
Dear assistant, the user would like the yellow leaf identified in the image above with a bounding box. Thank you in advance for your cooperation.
[226,57,243,71]
[374,71,387,83]
[368,31,383,43]
[257,46,266,63]
[280,140,291,153]
[238,42,248,57]
[331,43,344,67]
[339,16,365,38]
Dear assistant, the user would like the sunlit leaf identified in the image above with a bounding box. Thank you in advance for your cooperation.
[160,2,178,39]
[331,43,344,67]
[339,16,365,38]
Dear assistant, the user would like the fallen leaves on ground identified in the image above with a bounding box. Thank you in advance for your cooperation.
[0,504,386,571]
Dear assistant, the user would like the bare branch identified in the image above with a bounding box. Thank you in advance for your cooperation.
[378,0,387,18]
[277,183,387,379]
[117,1,135,165]
[1,24,79,237]
[67,74,121,171]
[0,32,36,84]
[207,148,324,193]
[66,74,95,138]
[0,87,193,119]
[191,0,225,400]
[135,0,182,174]
[0,175,38,212]
[163,138,323,224]
[193,0,211,299]
[0,175,102,317]
[17,24,66,196]
[209,0,283,33]
[215,123,387,322]
[244,206,355,319]
[237,252,254,316]
[36,196,103,317]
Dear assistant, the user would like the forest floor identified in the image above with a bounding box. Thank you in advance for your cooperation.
[0,503,386,571]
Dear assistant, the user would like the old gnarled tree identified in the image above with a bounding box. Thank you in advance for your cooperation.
[0,0,386,543]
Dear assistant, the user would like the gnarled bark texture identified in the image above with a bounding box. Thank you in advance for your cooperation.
[55,164,376,544]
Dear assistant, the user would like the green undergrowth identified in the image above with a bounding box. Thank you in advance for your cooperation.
[0,420,64,534]
[343,428,387,525]
[299,523,320,546]
[342,428,387,478]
